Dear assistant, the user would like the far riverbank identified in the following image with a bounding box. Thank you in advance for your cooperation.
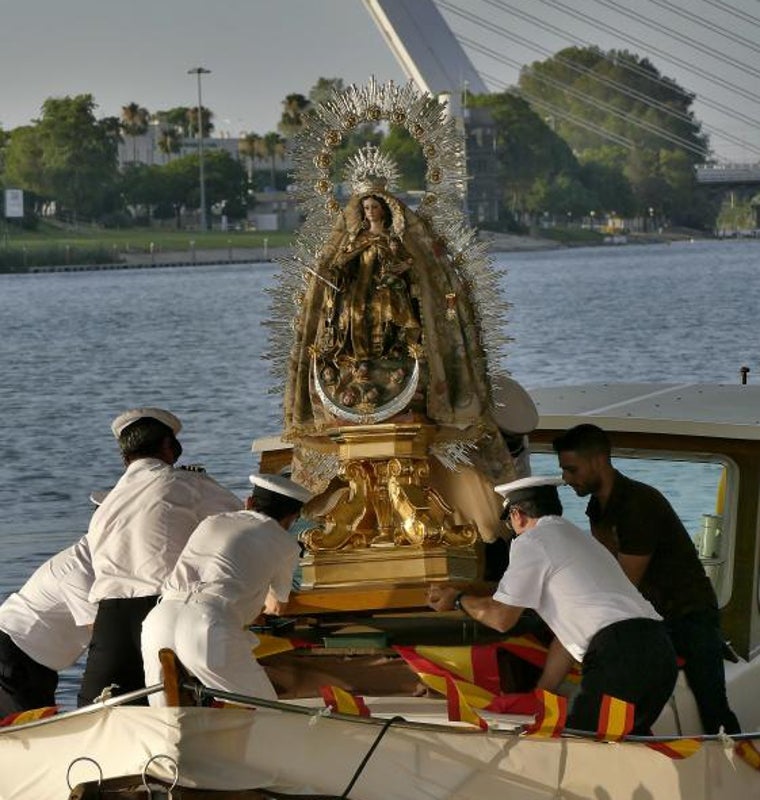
[6,228,720,274]
[67,229,713,269]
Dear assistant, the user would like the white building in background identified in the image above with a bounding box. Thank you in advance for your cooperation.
[117,131,248,169]
[117,129,297,231]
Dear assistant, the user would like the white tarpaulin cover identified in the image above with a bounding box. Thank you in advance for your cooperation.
[0,701,758,800]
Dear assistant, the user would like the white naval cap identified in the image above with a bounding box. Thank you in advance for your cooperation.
[491,374,539,435]
[494,475,564,502]
[249,472,312,503]
[110,407,182,439]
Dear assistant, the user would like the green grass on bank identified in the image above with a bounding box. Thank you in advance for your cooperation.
[0,223,293,252]
[0,220,294,271]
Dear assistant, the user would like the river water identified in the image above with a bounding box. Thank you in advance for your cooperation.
[1,238,758,706]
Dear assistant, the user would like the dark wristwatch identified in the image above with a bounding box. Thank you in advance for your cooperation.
[453,592,466,612]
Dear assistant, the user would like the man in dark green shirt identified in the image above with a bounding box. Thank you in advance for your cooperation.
[553,423,740,735]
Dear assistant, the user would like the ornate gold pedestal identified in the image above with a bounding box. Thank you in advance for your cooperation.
[299,544,478,590]
[297,423,479,592]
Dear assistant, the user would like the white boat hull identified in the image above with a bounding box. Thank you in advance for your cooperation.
[2,700,757,800]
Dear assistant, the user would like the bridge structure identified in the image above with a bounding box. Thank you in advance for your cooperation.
[696,164,760,187]
[362,0,487,115]
[363,0,505,222]
[362,1,760,223]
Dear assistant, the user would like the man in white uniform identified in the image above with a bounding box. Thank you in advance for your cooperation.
[427,476,678,735]
[79,407,242,706]
[141,472,308,706]
[0,536,95,715]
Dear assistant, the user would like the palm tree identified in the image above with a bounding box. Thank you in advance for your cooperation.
[186,106,214,138]
[164,107,190,137]
[238,132,262,187]
[120,102,150,163]
[278,93,311,139]
[157,128,182,162]
[259,132,285,189]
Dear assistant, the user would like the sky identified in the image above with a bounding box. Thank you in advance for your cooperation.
[1,0,758,163]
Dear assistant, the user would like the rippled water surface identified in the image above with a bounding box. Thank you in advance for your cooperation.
[1,239,758,705]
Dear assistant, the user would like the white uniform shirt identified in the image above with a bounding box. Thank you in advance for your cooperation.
[493,515,661,662]
[0,537,96,670]
[160,511,300,628]
[87,458,242,602]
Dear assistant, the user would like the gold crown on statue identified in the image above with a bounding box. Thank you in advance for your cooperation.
[345,142,400,195]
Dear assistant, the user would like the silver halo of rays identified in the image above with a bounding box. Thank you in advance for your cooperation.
[265,77,511,477]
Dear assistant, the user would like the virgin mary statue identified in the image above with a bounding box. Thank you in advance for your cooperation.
[269,80,515,549]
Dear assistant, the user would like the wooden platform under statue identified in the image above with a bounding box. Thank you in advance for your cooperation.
[284,543,477,616]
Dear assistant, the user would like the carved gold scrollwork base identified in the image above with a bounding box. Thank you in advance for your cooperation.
[299,453,478,552]
[296,424,480,590]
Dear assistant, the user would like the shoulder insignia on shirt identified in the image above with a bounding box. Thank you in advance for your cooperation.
[178,463,206,473]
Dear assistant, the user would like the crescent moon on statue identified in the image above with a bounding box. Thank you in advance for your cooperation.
[312,357,420,424]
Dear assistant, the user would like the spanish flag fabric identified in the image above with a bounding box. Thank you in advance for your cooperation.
[394,645,539,727]
[523,690,568,737]
[393,643,502,694]
[444,676,489,730]
[0,706,57,727]
[319,685,371,717]
[646,739,702,760]
[396,644,555,716]
[735,739,760,771]
[253,633,315,660]
[393,639,581,697]
[596,694,635,741]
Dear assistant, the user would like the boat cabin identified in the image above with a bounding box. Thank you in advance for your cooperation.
[527,382,760,732]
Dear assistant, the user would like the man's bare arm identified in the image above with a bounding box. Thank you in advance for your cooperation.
[617,552,651,587]
[427,585,523,633]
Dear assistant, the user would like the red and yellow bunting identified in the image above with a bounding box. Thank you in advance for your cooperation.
[0,706,57,727]
[444,676,489,730]
[524,690,567,737]
[319,685,371,717]
[597,694,635,741]
[735,740,760,771]
[253,633,296,659]
[646,739,702,759]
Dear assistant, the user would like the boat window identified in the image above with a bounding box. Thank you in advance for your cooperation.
[530,450,736,607]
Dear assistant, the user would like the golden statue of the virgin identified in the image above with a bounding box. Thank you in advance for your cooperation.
[268,79,515,592]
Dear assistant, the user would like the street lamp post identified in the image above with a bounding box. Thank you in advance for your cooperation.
[188,66,211,232]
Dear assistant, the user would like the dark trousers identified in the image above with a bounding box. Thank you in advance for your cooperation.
[667,607,741,734]
[77,596,158,707]
[568,618,678,736]
[0,631,58,717]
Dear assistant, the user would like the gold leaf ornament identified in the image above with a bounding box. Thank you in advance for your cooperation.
[324,129,342,147]
[314,151,332,169]
[390,108,406,125]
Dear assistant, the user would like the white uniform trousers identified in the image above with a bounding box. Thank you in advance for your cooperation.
[141,592,275,708]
